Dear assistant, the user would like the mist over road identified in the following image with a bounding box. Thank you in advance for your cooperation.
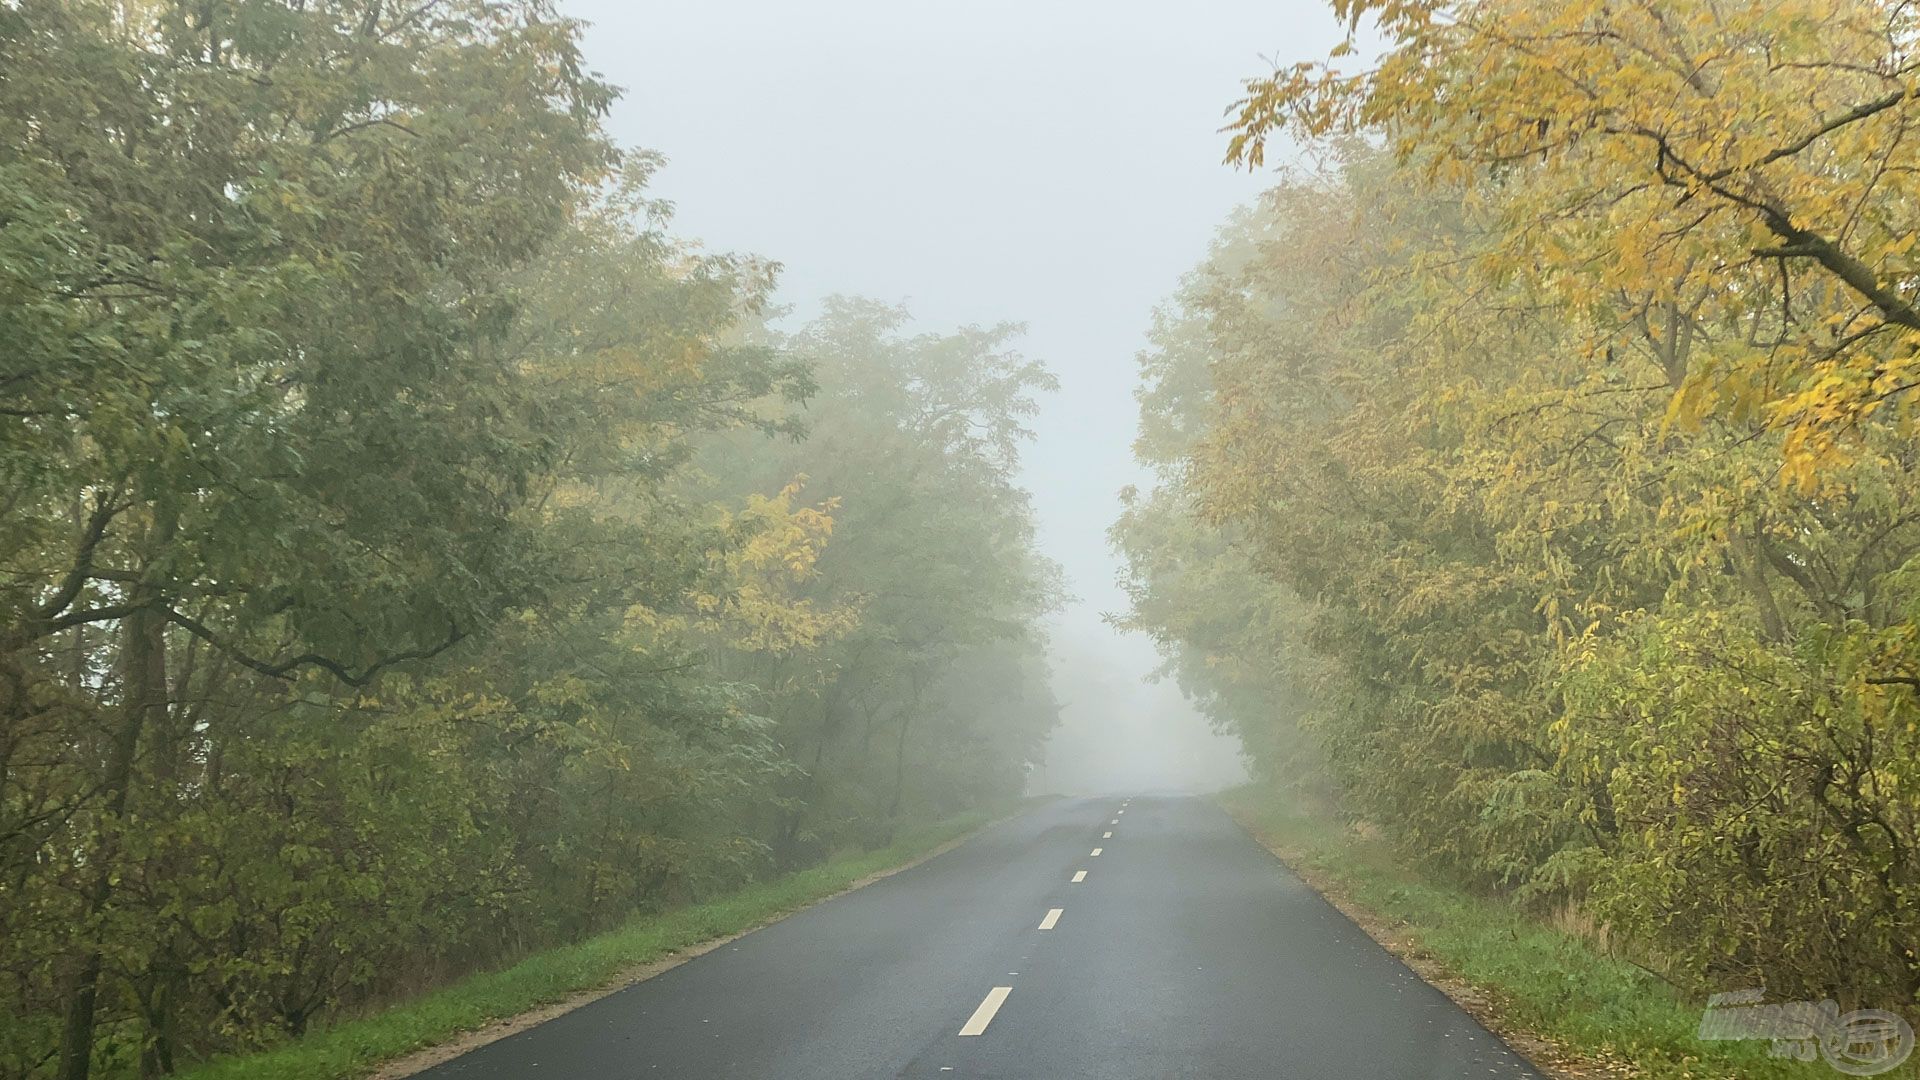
[419,797,1541,1079]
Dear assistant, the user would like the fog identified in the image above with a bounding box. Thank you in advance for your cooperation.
[565,0,1347,793]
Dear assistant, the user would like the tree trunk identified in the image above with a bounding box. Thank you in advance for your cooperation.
[59,512,172,1080]
[886,711,913,835]
[1727,525,1787,643]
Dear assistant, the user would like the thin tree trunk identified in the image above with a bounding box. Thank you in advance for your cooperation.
[1727,525,1787,642]
[59,509,172,1080]
[886,712,913,831]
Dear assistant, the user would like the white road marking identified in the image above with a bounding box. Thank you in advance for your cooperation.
[1117,809,1125,815]
[1038,908,1063,930]
[1110,819,1118,825]
[1072,870,1088,883]
[1090,847,1102,856]
[1103,831,1112,838]
[959,987,1013,1036]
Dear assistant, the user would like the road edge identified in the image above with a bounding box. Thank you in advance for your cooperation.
[1216,796,1609,1080]
[367,805,1032,1079]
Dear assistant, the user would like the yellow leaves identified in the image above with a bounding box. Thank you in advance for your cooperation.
[734,479,838,580]
[1661,374,1710,435]
[1177,22,1920,994]
[622,599,685,638]
[1229,0,1920,487]
[693,476,861,655]
[612,479,862,658]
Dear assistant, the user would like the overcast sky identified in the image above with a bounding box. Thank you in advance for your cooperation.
[561,0,1348,791]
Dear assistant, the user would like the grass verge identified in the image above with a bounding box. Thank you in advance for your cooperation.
[1218,784,1914,1080]
[175,809,1004,1080]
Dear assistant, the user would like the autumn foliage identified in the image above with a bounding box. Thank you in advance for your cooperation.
[1119,0,1920,1018]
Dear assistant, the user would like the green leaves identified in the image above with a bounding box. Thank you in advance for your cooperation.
[681,299,1062,863]
[2,9,1060,1077]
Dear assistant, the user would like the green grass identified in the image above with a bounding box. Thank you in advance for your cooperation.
[1218,785,1917,1080]
[176,811,1002,1080]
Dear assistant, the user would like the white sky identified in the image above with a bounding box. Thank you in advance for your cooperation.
[561,0,1350,791]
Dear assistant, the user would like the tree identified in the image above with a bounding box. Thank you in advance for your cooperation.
[688,299,1063,862]
[1121,123,1920,1011]
[1226,0,1920,488]
[3,9,1064,1076]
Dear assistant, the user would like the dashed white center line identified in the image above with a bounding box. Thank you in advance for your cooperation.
[1117,809,1125,815]
[1090,847,1102,856]
[1038,907,1063,930]
[958,987,1012,1036]
[1110,818,1118,825]
[1071,869,1088,883]
[1103,831,1113,838]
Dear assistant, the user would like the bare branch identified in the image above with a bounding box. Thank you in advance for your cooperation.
[160,607,465,687]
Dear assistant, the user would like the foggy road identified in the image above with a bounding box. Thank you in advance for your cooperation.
[416,797,1543,1079]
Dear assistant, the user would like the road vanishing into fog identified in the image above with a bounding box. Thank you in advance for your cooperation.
[417,797,1544,1079]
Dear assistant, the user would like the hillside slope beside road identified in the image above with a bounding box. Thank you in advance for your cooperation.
[417,797,1543,1079]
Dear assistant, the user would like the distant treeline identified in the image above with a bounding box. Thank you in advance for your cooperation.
[0,3,1059,1077]
[1118,0,1920,1016]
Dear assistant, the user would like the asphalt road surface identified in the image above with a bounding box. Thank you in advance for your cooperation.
[418,796,1545,1079]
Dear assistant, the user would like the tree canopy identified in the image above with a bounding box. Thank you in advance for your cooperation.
[0,5,1058,1077]
[1120,0,1920,1020]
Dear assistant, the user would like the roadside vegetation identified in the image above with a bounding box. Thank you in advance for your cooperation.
[0,4,1059,1077]
[1221,786,1885,1079]
[1115,0,1920,1065]
[174,811,998,1080]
